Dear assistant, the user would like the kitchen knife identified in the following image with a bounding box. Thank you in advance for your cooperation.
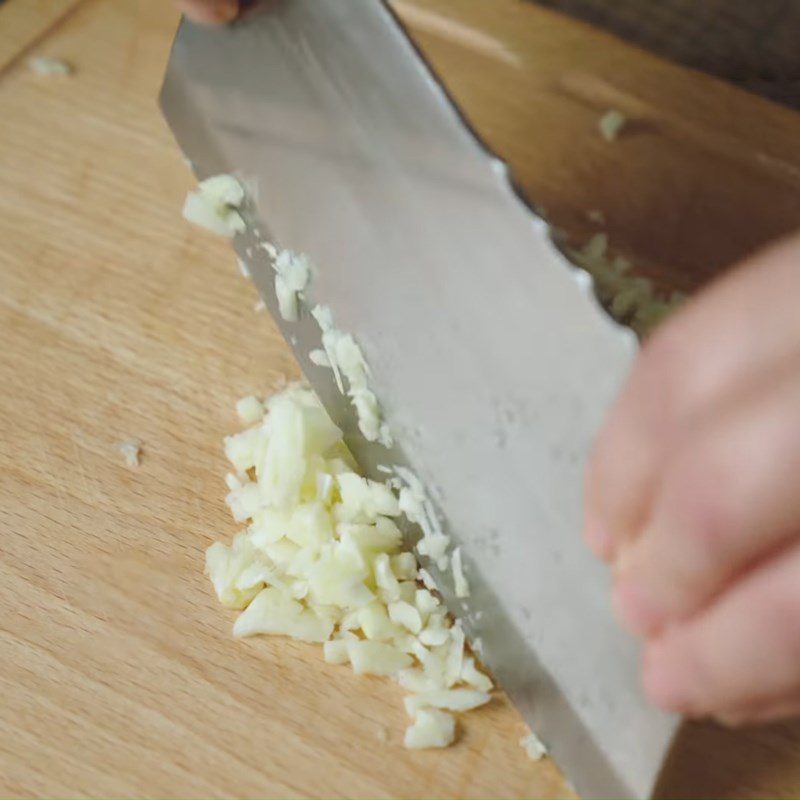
[160,2,679,796]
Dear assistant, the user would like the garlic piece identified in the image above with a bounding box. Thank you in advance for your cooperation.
[404,709,455,749]
[272,250,310,322]
[116,439,142,468]
[29,56,73,76]
[235,395,264,425]
[520,731,547,761]
[598,109,627,142]
[183,174,246,237]
[404,688,491,716]
[205,384,492,751]
[347,640,413,676]
[451,546,469,598]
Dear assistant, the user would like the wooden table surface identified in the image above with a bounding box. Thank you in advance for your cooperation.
[1,1,799,798]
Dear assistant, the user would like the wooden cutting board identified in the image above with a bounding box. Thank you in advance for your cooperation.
[1,1,799,798]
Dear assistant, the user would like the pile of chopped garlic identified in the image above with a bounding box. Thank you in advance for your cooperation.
[206,384,492,749]
[183,174,555,759]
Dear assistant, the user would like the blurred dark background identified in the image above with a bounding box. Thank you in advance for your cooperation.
[535,0,800,109]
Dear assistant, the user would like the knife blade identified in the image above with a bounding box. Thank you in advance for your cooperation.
[160,2,678,796]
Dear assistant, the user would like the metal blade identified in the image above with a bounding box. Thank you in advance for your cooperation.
[161,2,678,796]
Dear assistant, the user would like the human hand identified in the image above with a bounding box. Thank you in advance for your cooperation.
[176,0,241,25]
[585,230,800,725]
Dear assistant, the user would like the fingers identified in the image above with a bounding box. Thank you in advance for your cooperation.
[641,543,800,719]
[715,695,800,727]
[584,335,680,558]
[586,232,800,723]
[177,0,240,25]
[612,358,800,635]
[585,231,800,560]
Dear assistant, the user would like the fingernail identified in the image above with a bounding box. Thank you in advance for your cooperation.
[612,577,663,636]
[642,644,691,713]
[585,524,613,561]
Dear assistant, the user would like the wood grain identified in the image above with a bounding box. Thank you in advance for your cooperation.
[1,0,799,798]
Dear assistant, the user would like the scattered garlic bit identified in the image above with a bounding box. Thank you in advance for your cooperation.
[237,238,312,323]
[569,233,685,335]
[29,56,73,76]
[236,257,250,278]
[598,109,627,142]
[235,395,263,426]
[404,709,456,749]
[418,568,438,592]
[206,384,492,749]
[309,348,331,368]
[451,547,469,598]
[257,240,278,258]
[460,656,493,692]
[311,305,343,392]
[272,250,310,322]
[586,208,605,225]
[311,304,393,447]
[582,232,608,261]
[116,439,142,468]
[520,731,547,761]
[395,467,457,591]
[183,174,246,237]
[254,298,266,313]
